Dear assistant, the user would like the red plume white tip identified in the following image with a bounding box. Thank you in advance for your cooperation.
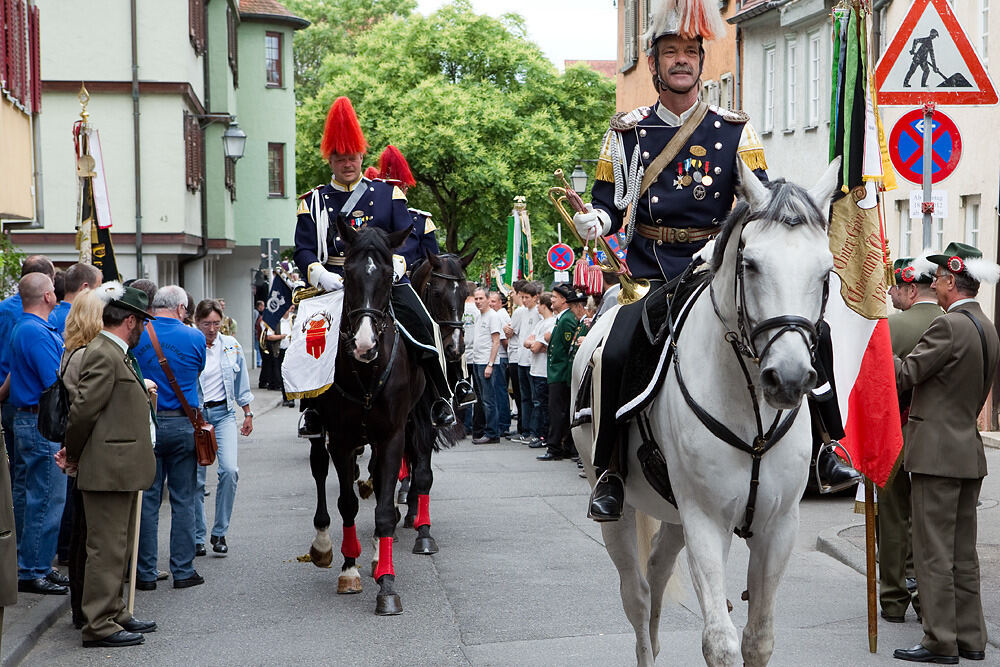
[378,145,416,188]
[320,97,367,159]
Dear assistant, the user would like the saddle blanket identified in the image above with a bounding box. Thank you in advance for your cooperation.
[282,290,344,399]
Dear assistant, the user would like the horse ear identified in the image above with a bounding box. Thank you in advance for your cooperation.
[807,156,842,212]
[387,225,413,250]
[335,215,356,247]
[735,158,769,210]
[427,251,442,268]
[460,248,479,269]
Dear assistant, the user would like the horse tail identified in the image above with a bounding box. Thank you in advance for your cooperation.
[635,511,660,577]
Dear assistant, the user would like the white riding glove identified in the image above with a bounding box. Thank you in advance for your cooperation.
[315,268,344,292]
[572,203,612,240]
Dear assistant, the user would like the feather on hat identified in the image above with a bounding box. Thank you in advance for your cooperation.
[377,145,416,188]
[643,0,725,51]
[96,281,125,305]
[320,97,367,159]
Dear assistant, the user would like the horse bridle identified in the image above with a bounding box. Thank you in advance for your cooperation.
[420,268,466,330]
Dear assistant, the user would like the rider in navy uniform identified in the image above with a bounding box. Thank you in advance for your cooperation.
[572,0,768,521]
[294,98,458,431]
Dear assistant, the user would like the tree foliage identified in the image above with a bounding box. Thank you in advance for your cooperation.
[295,0,616,279]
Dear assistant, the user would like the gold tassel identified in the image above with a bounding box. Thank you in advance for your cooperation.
[595,158,615,183]
[737,149,768,172]
[286,383,334,400]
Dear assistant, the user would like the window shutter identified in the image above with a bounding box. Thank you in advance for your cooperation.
[623,0,637,68]
[0,0,6,92]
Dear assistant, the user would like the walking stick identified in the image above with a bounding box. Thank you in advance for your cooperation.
[864,477,877,653]
[126,490,142,615]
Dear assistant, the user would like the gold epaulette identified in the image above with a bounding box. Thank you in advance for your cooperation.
[596,130,615,183]
[737,121,768,171]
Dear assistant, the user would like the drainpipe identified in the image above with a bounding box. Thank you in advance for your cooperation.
[735,25,743,110]
[178,1,211,290]
[131,0,143,277]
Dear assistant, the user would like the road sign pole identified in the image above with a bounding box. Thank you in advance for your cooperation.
[921,103,935,248]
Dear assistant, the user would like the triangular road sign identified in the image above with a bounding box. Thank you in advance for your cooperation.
[875,0,997,105]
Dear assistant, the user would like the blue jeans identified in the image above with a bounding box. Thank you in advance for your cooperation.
[4,402,24,538]
[530,375,549,439]
[494,359,510,434]
[517,365,535,437]
[195,405,238,543]
[138,415,197,581]
[14,411,65,580]
[473,364,499,438]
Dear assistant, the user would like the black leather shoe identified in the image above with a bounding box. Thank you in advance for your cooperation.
[83,630,144,648]
[588,471,625,522]
[120,618,157,634]
[892,645,958,664]
[959,649,986,661]
[298,409,324,439]
[817,449,862,493]
[46,569,70,586]
[195,543,206,557]
[211,535,228,554]
[134,579,156,591]
[472,436,499,445]
[536,451,564,461]
[173,573,205,589]
[881,610,905,623]
[454,380,476,407]
[18,578,68,595]
[431,398,457,428]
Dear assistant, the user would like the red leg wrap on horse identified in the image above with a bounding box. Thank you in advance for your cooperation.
[341,525,361,559]
[415,494,431,528]
[398,458,408,481]
[374,536,395,579]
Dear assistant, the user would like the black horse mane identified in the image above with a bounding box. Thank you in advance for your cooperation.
[344,224,394,265]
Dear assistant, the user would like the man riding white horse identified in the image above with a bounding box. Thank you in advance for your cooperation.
[293,97,468,432]
[573,0,856,520]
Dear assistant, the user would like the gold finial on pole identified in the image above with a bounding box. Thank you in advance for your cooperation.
[513,195,527,211]
[78,83,91,127]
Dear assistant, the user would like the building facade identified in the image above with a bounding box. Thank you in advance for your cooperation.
[14,0,305,357]
[0,0,41,223]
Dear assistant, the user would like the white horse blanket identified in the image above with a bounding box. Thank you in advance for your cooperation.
[281,291,343,399]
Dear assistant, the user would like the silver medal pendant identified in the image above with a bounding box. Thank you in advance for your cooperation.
[693,184,706,200]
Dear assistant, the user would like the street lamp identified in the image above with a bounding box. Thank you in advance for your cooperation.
[570,164,588,193]
[222,122,247,161]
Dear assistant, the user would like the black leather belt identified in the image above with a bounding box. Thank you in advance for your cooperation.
[637,223,720,244]
[16,405,38,414]
[204,400,227,408]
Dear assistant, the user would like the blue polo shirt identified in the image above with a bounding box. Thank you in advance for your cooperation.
[0,294,61,380]
[133,317,206,411]
[50,300,72,334]
[8,313,64,408]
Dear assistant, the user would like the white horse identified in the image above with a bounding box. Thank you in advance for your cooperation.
[572,158,841,666]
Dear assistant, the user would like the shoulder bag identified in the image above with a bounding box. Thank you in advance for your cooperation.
[145,323,217,466]
[37,346,84,443]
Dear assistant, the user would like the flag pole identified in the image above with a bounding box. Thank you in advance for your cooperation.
[864,477,878,652]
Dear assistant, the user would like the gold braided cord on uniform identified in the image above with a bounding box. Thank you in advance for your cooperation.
[738,148,768,171]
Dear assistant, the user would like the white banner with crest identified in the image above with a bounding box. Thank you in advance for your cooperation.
[281,291,344,399]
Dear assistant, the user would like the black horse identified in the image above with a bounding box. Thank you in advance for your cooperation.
[307,218,419,616]
[397,251,477,553]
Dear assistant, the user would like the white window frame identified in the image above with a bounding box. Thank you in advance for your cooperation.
[807,31,822,126]
[720,72,734,110]
[964,195,981,247]
[785,36,798,129]
[898,200,912,256]
[763,45,776,132]
[935,217,944,251]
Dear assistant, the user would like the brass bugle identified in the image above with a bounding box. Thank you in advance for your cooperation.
[547,169,649,305]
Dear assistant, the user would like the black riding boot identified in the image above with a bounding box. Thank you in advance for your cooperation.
[815,447,861,493]
[297,398,324,439]
[454,379,476,407]
[589,469,625,522]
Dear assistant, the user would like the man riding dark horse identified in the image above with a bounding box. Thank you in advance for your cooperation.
[573,0,858,521]
[293,97,472,433]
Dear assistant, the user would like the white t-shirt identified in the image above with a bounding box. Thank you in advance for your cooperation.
[471,308,503,365]
[462,301,478,363]
[201,339,227,402]
[529,316,555,378]
[507,305,525,365]
[518,306,541,367]
[494,307,511,360]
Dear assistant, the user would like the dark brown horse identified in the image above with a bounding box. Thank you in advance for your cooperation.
[397,251,476,553]
[307,218,420,615]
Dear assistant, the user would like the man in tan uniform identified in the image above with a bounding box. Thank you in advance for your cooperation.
[893,243,1000,664]
[880,255,941,623]
[64,284,158,648]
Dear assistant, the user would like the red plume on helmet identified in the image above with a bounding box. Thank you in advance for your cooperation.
[363,166,379,180]
[377,145,416,188]
[320,97,367,159]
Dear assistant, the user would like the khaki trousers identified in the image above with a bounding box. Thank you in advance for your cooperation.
[911,473,986,656]
[877,465,918,616]
[80,491,136,641]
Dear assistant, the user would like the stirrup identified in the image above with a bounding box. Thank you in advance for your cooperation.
[814,440,861,494]
[588,469,625,522]
[297,410,325,440]
[431,398,457,428]
[454,379,477,407]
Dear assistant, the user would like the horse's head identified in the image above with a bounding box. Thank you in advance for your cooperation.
[336,216,412,363]
[413,249,477,363]
[710,157,840,409]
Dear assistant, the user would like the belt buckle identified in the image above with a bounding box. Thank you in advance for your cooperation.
[675,228,689,243]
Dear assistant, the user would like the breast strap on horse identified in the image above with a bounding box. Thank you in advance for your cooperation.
[331,317,401,412]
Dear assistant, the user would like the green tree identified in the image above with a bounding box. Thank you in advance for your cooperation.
[296,0,615,279]
[0,233,25,298]
[283,0,417,102]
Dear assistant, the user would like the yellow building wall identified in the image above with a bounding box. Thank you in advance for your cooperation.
[0,100,34,220]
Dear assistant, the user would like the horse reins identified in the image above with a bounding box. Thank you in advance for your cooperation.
[419,266,466,329]
[669,221,829,539]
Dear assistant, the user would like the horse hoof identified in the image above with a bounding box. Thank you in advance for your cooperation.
[413,536,438,555]
[337,574,362,594]
[375,593,403,616]
[403,515,414,529]
[309,546,333,569]
[358,478,374,499]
